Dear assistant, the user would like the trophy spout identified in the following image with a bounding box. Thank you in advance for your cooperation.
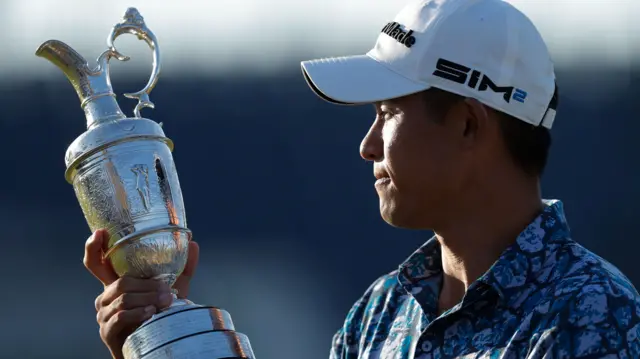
[36,40,126,128]
[35,40,97,103]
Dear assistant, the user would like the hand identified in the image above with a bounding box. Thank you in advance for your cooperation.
[83,229,200,359]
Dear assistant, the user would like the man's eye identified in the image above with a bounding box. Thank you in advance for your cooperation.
[382,111,394,121]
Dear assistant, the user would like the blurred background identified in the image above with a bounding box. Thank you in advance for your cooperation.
[0,0,638,358]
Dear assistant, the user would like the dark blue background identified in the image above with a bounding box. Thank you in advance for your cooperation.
[0,66,637,358]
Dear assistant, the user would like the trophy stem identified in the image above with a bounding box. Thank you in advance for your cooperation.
[152,273,178,289]
[149,274,194,310]
[166,296,194,309]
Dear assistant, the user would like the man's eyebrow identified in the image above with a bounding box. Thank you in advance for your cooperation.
[380,99,402,109]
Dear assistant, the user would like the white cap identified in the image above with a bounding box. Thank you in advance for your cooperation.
[301,0,558,128]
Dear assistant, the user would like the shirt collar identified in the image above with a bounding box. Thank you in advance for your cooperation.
[397,199,572,310]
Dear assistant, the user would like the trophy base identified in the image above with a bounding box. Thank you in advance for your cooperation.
[123,299,255,359]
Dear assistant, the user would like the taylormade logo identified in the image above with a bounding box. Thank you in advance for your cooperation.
[381,22,416,48]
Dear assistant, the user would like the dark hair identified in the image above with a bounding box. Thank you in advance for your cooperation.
[422,88,552,177]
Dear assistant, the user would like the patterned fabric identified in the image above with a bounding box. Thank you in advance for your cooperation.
[330,200,640,358]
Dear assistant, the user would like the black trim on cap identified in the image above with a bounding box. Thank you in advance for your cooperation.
[301,67,353,105]
[539,82,559,126]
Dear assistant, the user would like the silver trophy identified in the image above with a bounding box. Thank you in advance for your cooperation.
[36,8,255,359]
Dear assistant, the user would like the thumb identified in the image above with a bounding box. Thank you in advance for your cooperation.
[174,240,199,299]
[83,229,119,286]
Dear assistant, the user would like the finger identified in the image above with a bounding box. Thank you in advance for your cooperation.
[98,277,171,310]
[174,241,199,299]
[97,291,173,324]
[183,240,200,278]
[101,306,156,344]
[84,229,118,286]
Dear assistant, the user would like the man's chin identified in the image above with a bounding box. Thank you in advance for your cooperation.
[380,203,410,228]
[379,201,433,230]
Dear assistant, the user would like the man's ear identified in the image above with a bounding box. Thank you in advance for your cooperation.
[459,98,490,145]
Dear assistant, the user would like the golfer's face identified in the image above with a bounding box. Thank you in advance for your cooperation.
[359,93,465,228]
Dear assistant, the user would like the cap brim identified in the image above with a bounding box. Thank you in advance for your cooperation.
[301,54,429,105]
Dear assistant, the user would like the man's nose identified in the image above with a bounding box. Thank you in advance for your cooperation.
[360,123,383,162]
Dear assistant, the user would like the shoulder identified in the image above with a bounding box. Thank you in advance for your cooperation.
[551,241,639,309]
[330,271,404,358]
[340,270,403,332]
[533,242,640,357]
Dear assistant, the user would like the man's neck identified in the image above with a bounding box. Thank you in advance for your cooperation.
[433,177,544,312]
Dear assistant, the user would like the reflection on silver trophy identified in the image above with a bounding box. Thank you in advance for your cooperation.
[36,8,255,359]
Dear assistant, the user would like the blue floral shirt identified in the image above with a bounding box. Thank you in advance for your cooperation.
[331,200,640,358]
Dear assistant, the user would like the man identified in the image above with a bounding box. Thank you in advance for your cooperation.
[84,0,640,358]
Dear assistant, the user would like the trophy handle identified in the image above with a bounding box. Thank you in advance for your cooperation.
[107,7,161,118]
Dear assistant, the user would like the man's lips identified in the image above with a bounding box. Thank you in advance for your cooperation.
[374,167,389,180]
[375,177,391,187]
[374,167,391,187]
